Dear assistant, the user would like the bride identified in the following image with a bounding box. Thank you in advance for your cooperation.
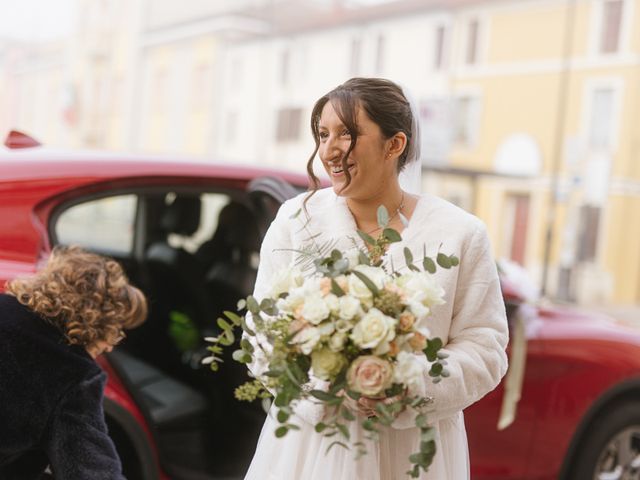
[243,77,509,480]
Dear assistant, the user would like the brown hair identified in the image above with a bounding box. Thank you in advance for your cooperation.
[6,246,147,349]
[305,77,414,203]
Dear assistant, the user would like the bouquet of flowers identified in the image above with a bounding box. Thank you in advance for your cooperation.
[204,206,459,478]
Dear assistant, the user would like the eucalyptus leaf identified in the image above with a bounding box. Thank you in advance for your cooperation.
[246,296,260,314]
[331,278,346,296]
[309,390,337,402]
[240,317,256,336]
[423,256,436,274]
[237,298,247,310]
[333,258,349,273]
[277,410,290,423]
[437,253,452,269]
[223,310,242,326]
[336,423,350,440]
[358,250,371,266]
[352,270,380,296]
[315,422,327,433]
[275,426,289,438]
[449,255,460,266]
[217,317,232,332]
[240,338,254,353]
[357,230,376,246]
[377,205,390,228]
[383,228,402,243]
[403,247,414,265]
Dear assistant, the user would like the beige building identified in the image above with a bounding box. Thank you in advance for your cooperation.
[1,0,638,305]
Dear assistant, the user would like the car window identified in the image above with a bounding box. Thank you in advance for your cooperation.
[55,194,137,256]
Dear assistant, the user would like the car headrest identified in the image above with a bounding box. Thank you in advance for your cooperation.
[215,201,259,251]
[160,194,201,236]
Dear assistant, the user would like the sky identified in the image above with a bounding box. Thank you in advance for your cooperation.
[0,0,76,42]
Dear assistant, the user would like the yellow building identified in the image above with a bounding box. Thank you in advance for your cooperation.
[423,0,640,304]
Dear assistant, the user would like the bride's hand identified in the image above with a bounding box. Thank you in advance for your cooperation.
[340,390,406,418]
[358,392,406,418]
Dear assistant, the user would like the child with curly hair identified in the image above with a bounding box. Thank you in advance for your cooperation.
[0,246,147,480]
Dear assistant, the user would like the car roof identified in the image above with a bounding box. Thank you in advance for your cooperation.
[0,146,309,185]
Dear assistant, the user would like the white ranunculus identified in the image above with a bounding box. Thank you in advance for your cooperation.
[270,266,303,298]
[318,321,336,338]
[324,293,340,313]
[393,351,425,394]
[334,318,355,333]
[292,326,321,355]
[398,271,445,308]
[350,308,396,351]
[311,348,346,380]
[344,248,362,268]
[328,331,347,352]
[301,294,330,325]
[338,295,361,321]
[408,300,430,322]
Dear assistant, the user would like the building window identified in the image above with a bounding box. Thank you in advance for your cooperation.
[375,34,385,73]
[588,87,614,150]
[280,49,290,85]
[276,107,303,142]
[350,37,361,76]
[454,96,480,146]
[600,0,623,53]
[465,19,479,65]
[577,205,601,262]
[433,25,447,70]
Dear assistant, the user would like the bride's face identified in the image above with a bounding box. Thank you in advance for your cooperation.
[318,101,396,199]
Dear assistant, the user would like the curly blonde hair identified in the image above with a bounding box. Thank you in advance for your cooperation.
[6,246,147,349]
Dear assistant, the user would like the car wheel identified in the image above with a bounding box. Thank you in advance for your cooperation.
[567,400,640,480]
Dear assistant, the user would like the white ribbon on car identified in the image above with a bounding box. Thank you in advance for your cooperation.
[497,306,529,430]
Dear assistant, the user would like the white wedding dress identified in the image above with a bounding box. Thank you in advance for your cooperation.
[243,188,509,480]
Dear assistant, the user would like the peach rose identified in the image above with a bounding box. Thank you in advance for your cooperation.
[347,355,394,397]
[398,311,416,332]
[408,332,427,351]
[388,340,400,357]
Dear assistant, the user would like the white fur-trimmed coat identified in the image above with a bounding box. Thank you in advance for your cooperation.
[244,188,509,480]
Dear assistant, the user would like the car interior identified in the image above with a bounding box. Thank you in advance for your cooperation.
[51,176,302,479]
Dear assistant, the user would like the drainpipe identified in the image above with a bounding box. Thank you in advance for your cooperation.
[541,0,577,298]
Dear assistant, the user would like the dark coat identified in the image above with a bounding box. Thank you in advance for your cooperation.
[0,294,125,480]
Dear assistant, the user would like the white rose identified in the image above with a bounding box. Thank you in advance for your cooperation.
[311,349,347,380]
[398,271,445,308]
[279,289,305,314]
[270,266,303,298]
[393,351,425,394]
[328,332,347,352]
[338,295,361,321]
[292,326,321,355]
[301,294,330,325]
[347,265,386,302]
[350,308,396,351]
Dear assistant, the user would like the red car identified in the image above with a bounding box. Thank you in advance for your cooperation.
[2,132,640,480]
